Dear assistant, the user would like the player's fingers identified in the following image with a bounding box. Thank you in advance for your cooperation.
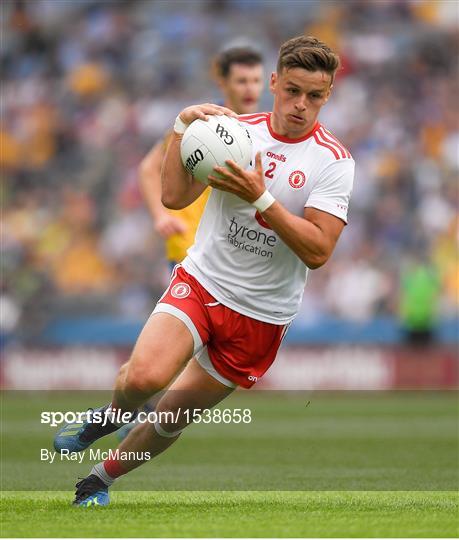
[201,110,222,120]
[201,104,232,115]
[224,159,244,174]
[198,105,222,120]
[255,152,263,172]
[196,111,209,121]
[221,107,238,118]
[204,103,236,115]
[213,166,237,181]
[196,104,237,120]
[207,174,226,188]
[215,109,237,119]
[183,107,209,122]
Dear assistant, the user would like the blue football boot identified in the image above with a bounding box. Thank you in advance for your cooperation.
[73,474,110,507]
[54,405,120,454]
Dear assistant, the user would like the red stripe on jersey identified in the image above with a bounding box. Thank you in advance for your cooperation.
[239,117,268,125]
[238,113,269,120]
[321,125,352,157]
[320,126,351,158]
[313,132,340,160]
[321,127,351,158]
[316,128,346,159]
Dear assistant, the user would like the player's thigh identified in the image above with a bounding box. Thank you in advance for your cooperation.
[155,357,235,429]
[125,312,195,390]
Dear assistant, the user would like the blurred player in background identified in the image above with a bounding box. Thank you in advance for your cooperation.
[139,46,264,270]
[54,35,354,507]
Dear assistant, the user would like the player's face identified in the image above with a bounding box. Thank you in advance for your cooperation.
[269,68,332,138]
[220,63,264,115]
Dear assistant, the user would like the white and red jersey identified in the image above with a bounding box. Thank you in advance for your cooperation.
[182,112,355,325]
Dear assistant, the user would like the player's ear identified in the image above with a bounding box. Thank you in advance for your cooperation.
[323,83,333,103]
[269,72,277,94]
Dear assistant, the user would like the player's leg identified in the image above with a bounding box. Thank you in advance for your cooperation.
[73,356,235,506]
[54,312,194,454]
[112,312,195,411]
[116,260,190,442]
[117,356,234,468]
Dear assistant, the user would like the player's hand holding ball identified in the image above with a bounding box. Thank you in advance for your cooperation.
[177,103,237,126]
[209,151,265,204]
[178,104,254,188]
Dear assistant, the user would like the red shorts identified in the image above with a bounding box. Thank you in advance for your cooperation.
[153,266,289,389]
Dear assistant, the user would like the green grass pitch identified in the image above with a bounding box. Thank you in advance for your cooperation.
[1,391,458,537]
[1,490,458,537]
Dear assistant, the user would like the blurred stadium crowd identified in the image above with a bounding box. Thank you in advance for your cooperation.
[2,0,458,343]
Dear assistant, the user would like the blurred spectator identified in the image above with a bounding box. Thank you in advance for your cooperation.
[67,62,110,98]
[325,257,391,323]
[0,289,21,334]
[399,256,441,345]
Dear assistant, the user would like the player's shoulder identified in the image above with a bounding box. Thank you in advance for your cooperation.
[311,123,353,163]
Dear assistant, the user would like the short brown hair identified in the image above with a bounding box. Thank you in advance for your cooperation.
[214,47,263,79]
[277,35,340,82]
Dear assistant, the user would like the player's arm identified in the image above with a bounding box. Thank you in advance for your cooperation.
[261,204,344,269]
[208,152,347,269]
[138,140,188,238]
[161,103,237,210]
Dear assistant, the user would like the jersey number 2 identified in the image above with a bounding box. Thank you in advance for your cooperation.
[265,162,277,179]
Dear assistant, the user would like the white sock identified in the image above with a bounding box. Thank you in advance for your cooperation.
[91,462,116,486]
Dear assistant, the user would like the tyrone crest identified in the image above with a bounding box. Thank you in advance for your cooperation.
[171,283,191,299]
[288,170,306,189]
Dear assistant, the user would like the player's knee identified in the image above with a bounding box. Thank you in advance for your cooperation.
[123,364,171,397]
[117,362,129,380]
